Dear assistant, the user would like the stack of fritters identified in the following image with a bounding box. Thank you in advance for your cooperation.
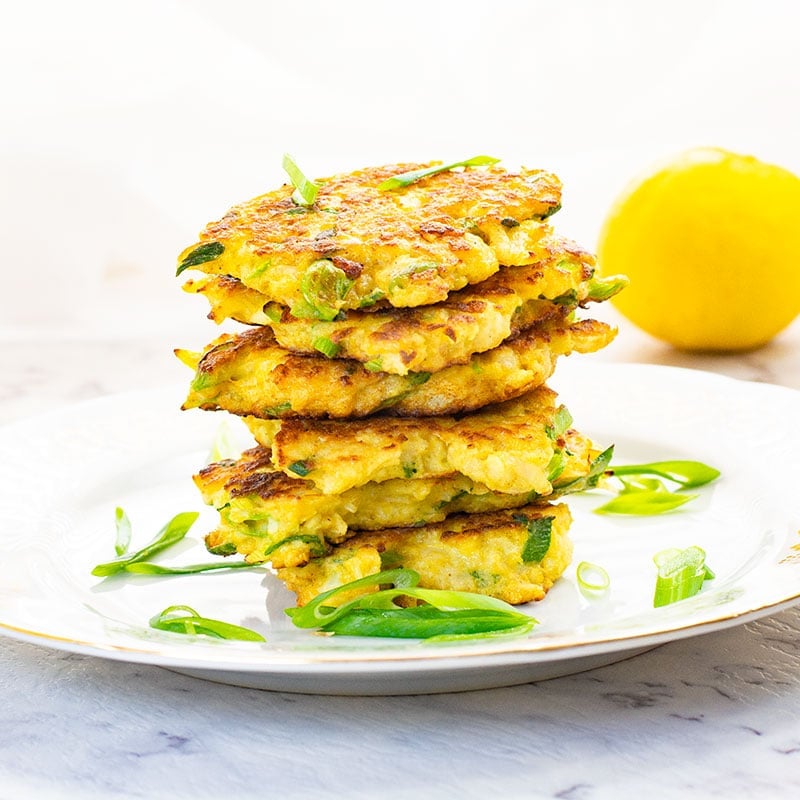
[176,161,622,607]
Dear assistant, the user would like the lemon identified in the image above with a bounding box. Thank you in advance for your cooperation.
[597,147,800,351]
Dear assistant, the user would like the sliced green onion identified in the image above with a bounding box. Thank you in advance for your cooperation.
[114,507,132,557]
[288,460,312,477]
[653,546,714,607]
[286,568,537,640]
[585,275,630,303]
[378,155,500,191]
[363,358,384,372]
[282,153,319,206]
[594,490,697,516]
[92,512,199,577]
[313,336,342,358]
[293,260,354,321]
[125,561,263,576]
[576,561,610,593]
[610,460,720,489]
[516,515,553,564]
[545,405,573,441]
[149,605,266,642]
[176,241,224,276]
[209,419,241,462]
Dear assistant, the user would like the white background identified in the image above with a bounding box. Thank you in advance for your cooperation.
[2,0,798,342]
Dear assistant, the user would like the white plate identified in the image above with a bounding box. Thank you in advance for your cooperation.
[1,363,799,695]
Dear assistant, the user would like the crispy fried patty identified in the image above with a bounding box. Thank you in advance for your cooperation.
[244,386,593,495]
[277,503,573,606]
[178,317,615,420]
[176,162,562,314]
[196,437,593,569]
[183,235,603,375]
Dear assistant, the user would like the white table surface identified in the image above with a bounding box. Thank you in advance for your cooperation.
[3,1,800,796]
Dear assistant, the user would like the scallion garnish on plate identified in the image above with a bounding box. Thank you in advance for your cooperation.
[149,605,266,642]
[653,546,714,607]
[286,568,537,640]
[592,459,720,516]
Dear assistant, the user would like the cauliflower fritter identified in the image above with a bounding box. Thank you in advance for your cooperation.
[176,162,562,314]
[277,503,573,606]
[182,234,598,375]
[196,435,594,569]
[244,386,591,495]
[178,317,616,419]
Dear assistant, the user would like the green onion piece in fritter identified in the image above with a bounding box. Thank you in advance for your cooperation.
[286,568,537,640]
[576,561,610,593]
[545,405,573,441]
[517,515,553,563]
[176,242,225,276]
[363,357,384,372]
[288,460,312,477]
[313,336,342,358]
[294,260,354,321]
[282,153,319,206]
[378,155,501,191]
[149,605,266,642]
[91,511,199,577]
[114,507,132,557]
[585,275,630,303]
[653,546,714,607]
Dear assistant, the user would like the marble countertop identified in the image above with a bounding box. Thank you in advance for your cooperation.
[1,313,800,800]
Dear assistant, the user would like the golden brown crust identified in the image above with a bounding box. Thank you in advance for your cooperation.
[183,233,597,374]
[176,162,562,311]
[277,502,573,606]
[179,316,616,420]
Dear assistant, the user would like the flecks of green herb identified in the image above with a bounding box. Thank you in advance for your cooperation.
[402,463,417,478]
[406,371,431,386]
[176,242,224,276]
[282,153,319,206]
[286,568,536,640]
[653,546,714,607]
[91,512,199,577]
[288,460,313,477]
[378,156,500,191]
[364,357,384,372]
[516,515,553,564]
[149,605,266,642]
[114,507,132,557]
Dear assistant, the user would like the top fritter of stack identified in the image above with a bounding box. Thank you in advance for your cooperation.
[176,160,622,420]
